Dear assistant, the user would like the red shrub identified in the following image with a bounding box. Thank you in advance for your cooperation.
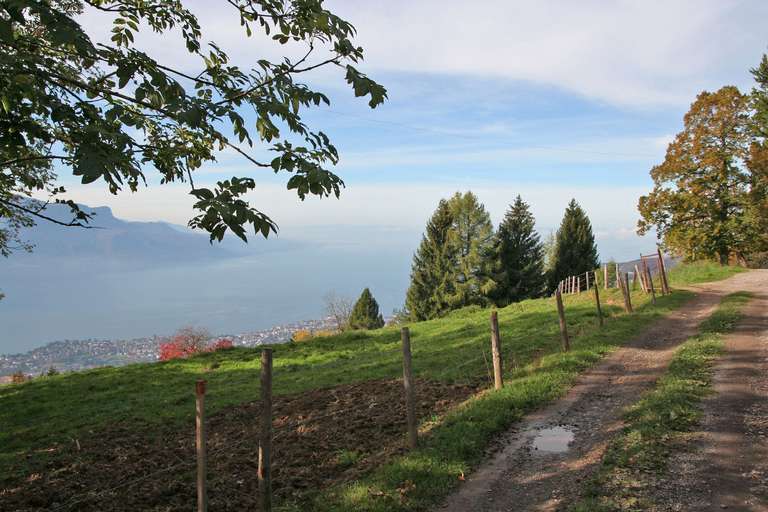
[207,339,234,352]
[158,328,234,361]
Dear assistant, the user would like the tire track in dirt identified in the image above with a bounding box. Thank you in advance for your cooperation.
[440,270,767,512]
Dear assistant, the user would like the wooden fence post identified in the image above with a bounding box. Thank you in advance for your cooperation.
[490,312,503,390]
[585,271,590,290]
[604,264,608,290]
[195,380,208,512]
[259,349,273,512]
[401,327,418,449]
[642,257,656,305]
[657,247,670,295]
[577,275,581,294]
[635,264,646,292]
[555,288,570,352]
[615,263,620,288]
[592,271,604,327]
[623,273,634,313]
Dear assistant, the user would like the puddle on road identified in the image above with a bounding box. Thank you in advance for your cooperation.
[531,426,575,454]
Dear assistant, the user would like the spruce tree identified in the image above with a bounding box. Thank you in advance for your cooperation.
[491,195,545,306]
[348,288,385,330]
[547,199,600,291]
[445,191,496,309]
[406,199,457,320]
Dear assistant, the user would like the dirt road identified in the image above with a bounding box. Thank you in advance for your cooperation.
[650,271,768,511]
[440,270,768,512]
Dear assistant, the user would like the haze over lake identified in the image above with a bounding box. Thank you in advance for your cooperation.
[0,205,415,354]
[0,202,654,355]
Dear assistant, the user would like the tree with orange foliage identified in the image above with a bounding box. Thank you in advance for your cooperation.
[638,85,759,263]
[158,326,210,361]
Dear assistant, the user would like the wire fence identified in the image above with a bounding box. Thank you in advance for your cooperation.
[21,249,674,512]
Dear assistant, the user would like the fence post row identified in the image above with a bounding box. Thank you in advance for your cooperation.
[657,246,670,295]
[400,327,418,449]
[641,256,657,305]
[555,288,571,352]
[195,380,208,512]
[259,349,273,512]
[490,312,503,390]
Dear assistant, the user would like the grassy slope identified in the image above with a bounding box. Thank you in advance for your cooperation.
[0,262,744,497]
[571,291,751,511]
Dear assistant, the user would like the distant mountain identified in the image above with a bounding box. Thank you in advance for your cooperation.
[12,202,296,265]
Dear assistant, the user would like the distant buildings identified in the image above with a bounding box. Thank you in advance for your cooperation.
[0,317,337,377]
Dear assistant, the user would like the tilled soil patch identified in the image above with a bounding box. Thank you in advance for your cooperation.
[0,378,477,511]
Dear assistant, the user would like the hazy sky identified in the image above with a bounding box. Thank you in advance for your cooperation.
[64,0,768,260]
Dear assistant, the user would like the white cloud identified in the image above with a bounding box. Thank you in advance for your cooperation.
[333,0,767,107]
[77,1,768,109]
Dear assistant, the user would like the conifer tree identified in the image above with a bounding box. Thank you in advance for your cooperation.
[445,191,496,309]
[348,288,385,330]
[405,199,457,321]
[547,199,600,291]
[491,195,545,306]
[747,54,768,262]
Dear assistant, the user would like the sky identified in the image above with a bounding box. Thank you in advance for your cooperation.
[65,0,768,260]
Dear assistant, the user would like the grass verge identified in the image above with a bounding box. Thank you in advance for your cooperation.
[571,291,752,512]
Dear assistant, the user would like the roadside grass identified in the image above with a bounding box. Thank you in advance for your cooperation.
[0,261,743,493]
[571,291,752,512]
[667,259,746,285]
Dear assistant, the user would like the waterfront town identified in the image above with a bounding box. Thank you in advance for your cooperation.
[0,317,336,379]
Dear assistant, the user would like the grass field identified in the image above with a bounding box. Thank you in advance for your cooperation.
[0,261,745,509]
[572,291,751,511]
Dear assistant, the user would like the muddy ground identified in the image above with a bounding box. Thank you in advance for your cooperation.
[0,378,478,511]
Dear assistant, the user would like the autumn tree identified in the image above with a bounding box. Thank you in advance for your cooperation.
[547,199,599,290]
[0,1,385,256]
[405,199,456,321]
[348,287,384,330]
[637,86,755,263]
[490,195,545,306]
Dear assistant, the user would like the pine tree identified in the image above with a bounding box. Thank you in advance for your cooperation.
[348,288,385,330]
[747,54,768,262]
[445,191,496,309]
[491,195,545,306]
[406,199,457,321]
[547,199,600,291]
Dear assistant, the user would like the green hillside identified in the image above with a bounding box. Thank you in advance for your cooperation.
[0,261,744,510]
